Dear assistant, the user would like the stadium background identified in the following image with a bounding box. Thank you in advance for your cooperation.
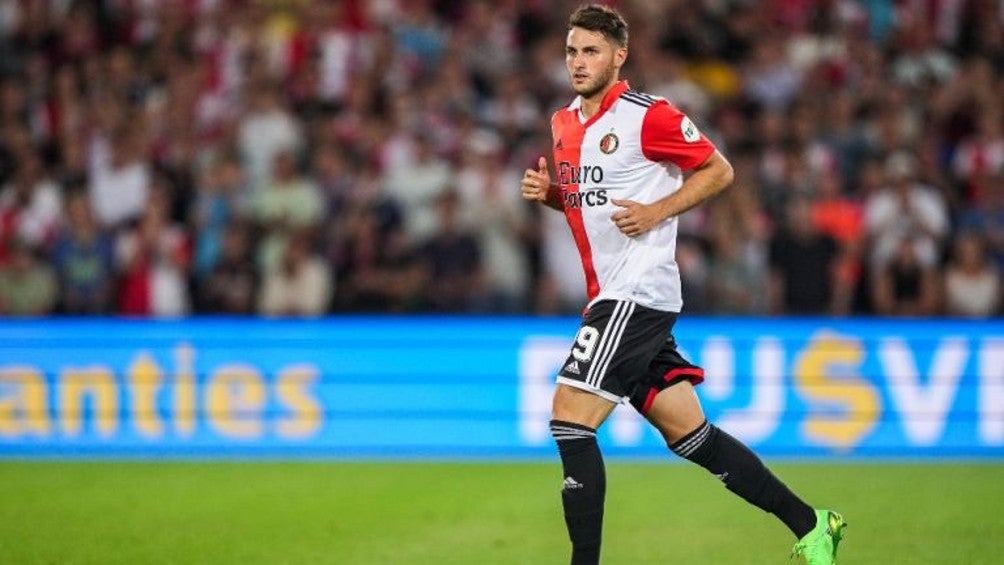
[1,1,1003,563]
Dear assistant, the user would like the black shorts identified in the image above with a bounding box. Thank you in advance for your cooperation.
[556,299,704,414]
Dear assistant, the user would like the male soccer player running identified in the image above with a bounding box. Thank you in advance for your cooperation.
[520,5,845,564]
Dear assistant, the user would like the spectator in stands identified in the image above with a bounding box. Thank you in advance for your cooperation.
[89,126,151,230]
[811,170,863,245]
[419,190,484,313]
[943,232,1001,318]
[0,239,57,316]
[742,35,803,110]
[0,122,28,192]
[864,151,949,270]
[951,113,1004,204]
[704,159,770,315]
[707,226,765,315]
[255,150,323,271]
[311,143,354,224]
[811,169,864,315]
[115,188,190,317]
[259,230,332,317]
[871,236,940,317]
[382,132,453,243]
[479,71,542,146]
[198,222,257,315]
[52,192,115,314]
[393,0,449,75]
[332,199,425,312]
[57,136,89,190]
[958,172,1004,271]
[0,149,62,262]
[238,83,302,191]
[0,0,1001,318]
[752,109,796,219]
[769,197,841,314]
[454,132,531,312]
[889,20,958,89]
[192,155,249,280]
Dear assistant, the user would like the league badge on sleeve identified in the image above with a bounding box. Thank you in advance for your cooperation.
[681,116,700,143]
[599,131,619,154]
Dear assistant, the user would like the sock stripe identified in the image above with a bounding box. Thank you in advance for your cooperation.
[550,420,596,432]
[550,420,597,442]
[672,421,711,457]
[552,428,596,436]
[676,424,711,457]
[553,432,592,437]
[552,431,596,440]
[670,420,709,451]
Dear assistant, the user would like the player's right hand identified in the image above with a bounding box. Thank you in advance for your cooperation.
[521,156,552,202]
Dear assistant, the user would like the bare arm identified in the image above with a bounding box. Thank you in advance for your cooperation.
[610,150,734,237]
[521,157,564,212]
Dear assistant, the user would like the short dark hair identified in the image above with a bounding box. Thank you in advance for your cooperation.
[569,4,628,47]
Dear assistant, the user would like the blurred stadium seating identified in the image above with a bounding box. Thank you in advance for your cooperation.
[0,0,1002,318]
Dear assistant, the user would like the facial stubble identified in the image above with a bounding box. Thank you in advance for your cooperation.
[572,59,618,100]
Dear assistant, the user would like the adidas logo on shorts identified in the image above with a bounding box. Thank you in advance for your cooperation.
[564,361,581,375]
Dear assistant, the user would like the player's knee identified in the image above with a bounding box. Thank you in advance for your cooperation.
[550,385,613,429]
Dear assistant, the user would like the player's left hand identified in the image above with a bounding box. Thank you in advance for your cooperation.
[610,199,663,237]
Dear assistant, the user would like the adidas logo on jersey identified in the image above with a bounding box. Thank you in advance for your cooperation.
[564,360,581,374]
[563,476,584,490]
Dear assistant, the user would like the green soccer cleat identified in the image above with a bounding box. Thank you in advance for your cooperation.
[791,509,846,565]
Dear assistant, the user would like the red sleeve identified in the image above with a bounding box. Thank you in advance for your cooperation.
[640,101,716,171]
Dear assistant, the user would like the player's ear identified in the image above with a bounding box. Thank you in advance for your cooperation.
[613,46,627,70]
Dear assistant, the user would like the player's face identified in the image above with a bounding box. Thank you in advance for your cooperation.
[565,27,626,99]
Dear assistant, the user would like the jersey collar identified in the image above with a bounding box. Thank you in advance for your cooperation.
[569,80,630,127]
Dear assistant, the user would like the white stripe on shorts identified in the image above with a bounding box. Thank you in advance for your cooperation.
[590,301,635,389]
[582,300,623,386]
[587,301,635,389]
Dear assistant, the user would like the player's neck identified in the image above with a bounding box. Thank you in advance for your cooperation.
[580,79,618,119]
[580,97,602,119]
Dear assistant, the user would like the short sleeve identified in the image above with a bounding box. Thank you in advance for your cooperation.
[640,101,716,171]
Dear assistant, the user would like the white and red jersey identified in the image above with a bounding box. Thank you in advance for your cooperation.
[551,80,716,312]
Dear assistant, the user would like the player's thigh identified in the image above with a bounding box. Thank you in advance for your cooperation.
[552,383,618,429]
[643,380,706,445]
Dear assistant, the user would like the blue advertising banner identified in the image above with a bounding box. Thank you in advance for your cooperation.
[0,317,1002,458]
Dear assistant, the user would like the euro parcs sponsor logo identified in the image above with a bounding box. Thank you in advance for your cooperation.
[520,329,1004,455]
[0,345,323,441]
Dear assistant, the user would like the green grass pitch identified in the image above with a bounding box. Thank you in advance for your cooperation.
[1,461,1001,564]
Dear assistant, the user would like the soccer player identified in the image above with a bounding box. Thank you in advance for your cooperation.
[520,5,846,564]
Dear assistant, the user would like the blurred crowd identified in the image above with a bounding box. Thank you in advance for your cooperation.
[1,0,1003,318]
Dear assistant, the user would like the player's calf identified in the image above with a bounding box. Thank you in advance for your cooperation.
[550,419,605,565]
[669,420,817,540]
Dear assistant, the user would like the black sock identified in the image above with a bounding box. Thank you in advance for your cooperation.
[670,420,816,539]
[551,419,605,565]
